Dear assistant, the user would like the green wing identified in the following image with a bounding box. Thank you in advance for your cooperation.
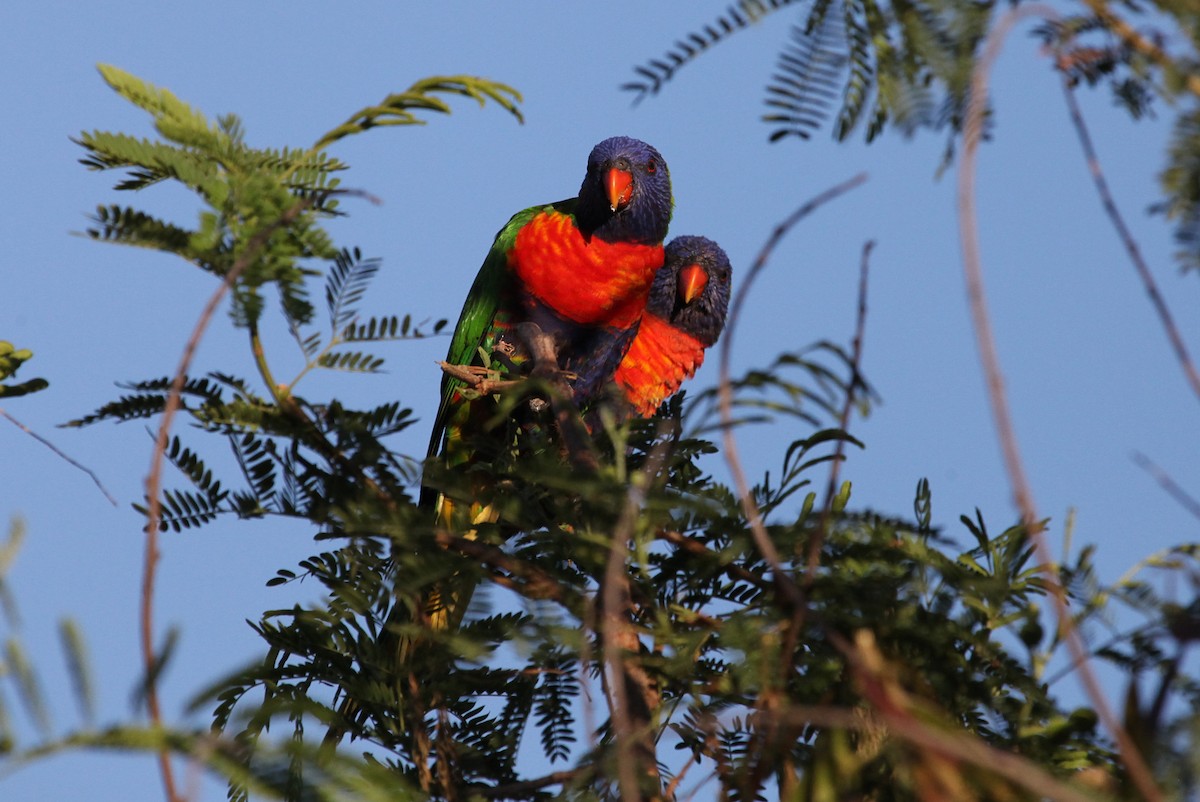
[424,198,576,462]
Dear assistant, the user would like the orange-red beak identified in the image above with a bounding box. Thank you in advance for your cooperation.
[606,167,633,212]
[678,263,708,304]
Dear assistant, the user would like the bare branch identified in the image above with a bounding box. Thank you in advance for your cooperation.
[0,408,117,506]
[601,419,677,801]
[716,176,867,796]
[1058,75,1200,403]
[812,240,874,576]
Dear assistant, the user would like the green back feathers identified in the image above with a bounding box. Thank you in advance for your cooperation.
[425,197,577,462]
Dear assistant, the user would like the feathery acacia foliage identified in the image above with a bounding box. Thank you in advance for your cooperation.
[626,0,985,149]
[3,41,1199,802]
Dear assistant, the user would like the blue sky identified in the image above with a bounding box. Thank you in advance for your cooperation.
[2,2,1196,799]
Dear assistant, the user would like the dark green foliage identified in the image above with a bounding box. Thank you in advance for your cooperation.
[160,311,1191,798]
[1160,105,1200,272]
[531,644,579,763]
[312,76,523,150]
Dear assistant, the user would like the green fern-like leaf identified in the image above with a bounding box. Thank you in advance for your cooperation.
[58,618,96,726]
[1160,105,1200,271]
[341,315,448,342]
[164,436,226,504]
[85,204,201,258]
[6,638,52,739]
[317,351,385,373]
[764,17,849,141]
[67,393,165,428]
[623,0,803,103]
[834,0,876,140]
[230,433,280,508]
[630,0,992,148]
[75,131,216,192]
[325,247,383,332]
[95,64,205,128]
[532,645,579,763]
[313,75,523,151]
[147,488,223,532]
[357,401,417,438]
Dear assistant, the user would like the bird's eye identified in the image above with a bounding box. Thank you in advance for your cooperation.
[646,161,656,174]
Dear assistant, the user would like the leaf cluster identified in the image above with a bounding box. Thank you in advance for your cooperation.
[0,341,48,398]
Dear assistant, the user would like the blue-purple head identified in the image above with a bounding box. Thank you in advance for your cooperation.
[646,235,731,347]
[576,136,672,246]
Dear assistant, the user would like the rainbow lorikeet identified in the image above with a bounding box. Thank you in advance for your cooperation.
[425,136,674,512]
[612,235,732,418]
[325,139,674,747]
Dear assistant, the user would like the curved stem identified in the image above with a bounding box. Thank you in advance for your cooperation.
[249,323,285,403]
[141,198,311,802]
[958,8,1162,800]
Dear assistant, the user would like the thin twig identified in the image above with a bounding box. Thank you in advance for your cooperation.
[1059,77,1200,403]
[716,172,868,613]
[141,198,313,802]
[811,240,873,579]
[958,8,1162,800]
[0,408,117,506]
[1132,450,1200,522]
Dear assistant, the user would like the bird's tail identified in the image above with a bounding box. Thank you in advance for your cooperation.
[422,493,499,632]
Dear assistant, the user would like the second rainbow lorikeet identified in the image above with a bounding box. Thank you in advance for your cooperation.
[611,235,732,418]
